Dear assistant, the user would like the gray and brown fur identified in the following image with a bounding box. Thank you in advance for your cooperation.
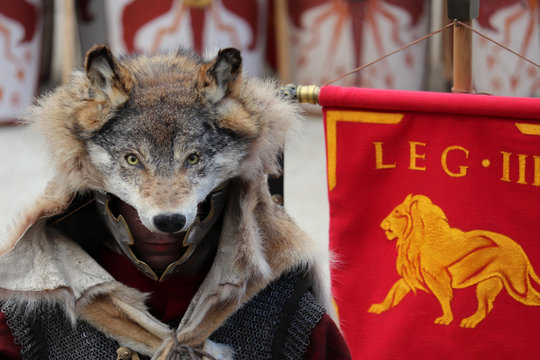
[0,45,334,359]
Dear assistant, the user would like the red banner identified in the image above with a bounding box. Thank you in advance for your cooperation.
[322,86,540,359]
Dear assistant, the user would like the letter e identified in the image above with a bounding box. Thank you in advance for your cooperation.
[409,141,426,171]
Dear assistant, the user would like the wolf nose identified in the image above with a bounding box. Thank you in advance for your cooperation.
[153,213,186,233]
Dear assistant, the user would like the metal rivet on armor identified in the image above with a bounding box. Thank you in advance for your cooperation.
[116,346,132,360]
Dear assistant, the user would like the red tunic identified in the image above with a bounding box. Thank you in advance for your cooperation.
[0,248,350,359]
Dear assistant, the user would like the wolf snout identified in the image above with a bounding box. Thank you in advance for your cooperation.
[153,213,186,233]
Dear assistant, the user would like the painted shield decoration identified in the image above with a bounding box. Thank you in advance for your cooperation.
[288,0,429,89]
[0,0,42,124]
[473,0,540,96]
[105,0,267,77]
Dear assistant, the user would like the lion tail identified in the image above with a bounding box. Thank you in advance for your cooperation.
[525,263,540,305]
[507,263,540,306]
[493,250,540,306]
[527,262,540,292]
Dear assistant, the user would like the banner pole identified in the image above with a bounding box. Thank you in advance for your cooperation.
[61,0,77,84]
[452,19,473,93]
[275,0,291,84]
[447,0,479,93]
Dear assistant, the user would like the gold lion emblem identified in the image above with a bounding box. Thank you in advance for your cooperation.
[368,194,540,328]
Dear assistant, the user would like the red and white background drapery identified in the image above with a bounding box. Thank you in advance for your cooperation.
[474,0,540,97]
[104,0,268,77]
[321,85,540,359]
[286,0,430,89]
[0,0,42,124]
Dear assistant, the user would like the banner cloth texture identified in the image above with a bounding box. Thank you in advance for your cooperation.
[321,85,540,359]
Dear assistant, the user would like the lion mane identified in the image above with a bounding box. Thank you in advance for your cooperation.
[369,194,540,328]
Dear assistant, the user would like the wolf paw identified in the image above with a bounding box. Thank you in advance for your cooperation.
[153,339,233,360]
[203,340,234,359]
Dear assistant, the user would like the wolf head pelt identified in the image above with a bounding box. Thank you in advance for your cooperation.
[3,45,334,353]
[21,46,294,232]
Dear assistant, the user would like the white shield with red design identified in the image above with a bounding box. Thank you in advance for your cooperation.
[104,0,267,77]
[0,0,42,124]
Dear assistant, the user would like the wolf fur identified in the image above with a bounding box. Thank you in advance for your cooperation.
[0,45,334,359]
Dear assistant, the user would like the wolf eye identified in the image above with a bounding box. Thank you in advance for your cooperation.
[186,153,200,165]
[125,154,140,166]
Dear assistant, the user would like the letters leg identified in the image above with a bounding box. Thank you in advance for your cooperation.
[368,279,411,314]
[460,277,503,328]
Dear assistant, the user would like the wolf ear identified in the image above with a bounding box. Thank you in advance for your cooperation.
[85,45,131,104]
[199,48,242,103]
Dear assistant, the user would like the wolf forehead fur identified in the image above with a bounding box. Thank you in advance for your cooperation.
[91,84,250,176]
[89,48,251,173]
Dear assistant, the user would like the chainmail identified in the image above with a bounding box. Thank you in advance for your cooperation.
[3,272,324,360]
[1,303,44,359]
[210,272,325,360]
[2,302,150,360]
[282,291,324,359]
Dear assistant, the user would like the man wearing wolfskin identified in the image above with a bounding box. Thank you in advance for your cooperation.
[0,45,350,359]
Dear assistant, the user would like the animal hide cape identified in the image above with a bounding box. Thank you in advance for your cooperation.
[0,47,334,358]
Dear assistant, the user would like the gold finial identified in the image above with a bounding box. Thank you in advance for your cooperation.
[296,85,320,104]
[279,84,320,104]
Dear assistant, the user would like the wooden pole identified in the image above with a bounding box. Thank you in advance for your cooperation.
[62,0,77,84]
[452,20,473,93]
[274,0,291,84]
[447,0,479,93]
